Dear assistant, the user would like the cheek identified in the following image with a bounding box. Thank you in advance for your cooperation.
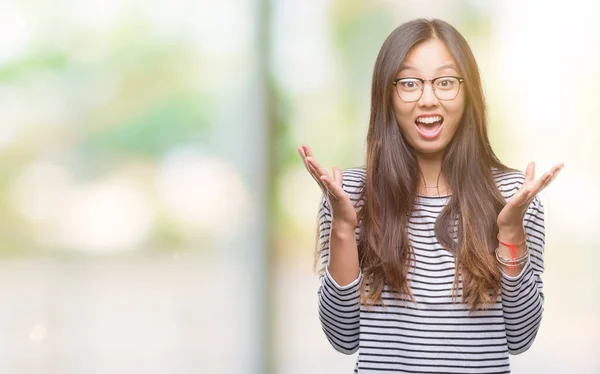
[442,105,466,140]
[392,99,415,126]
[453,93,467,116]
[444,97,466,122]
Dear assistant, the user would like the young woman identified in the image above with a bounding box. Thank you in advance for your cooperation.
[297,19,563,373]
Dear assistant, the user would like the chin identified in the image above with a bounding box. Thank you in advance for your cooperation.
[412,141,448,156]
[416,149,445,157]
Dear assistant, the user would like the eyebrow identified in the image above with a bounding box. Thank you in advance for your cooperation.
[398,63,459,73]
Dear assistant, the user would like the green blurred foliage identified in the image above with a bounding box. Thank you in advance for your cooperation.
[0,15,213,254]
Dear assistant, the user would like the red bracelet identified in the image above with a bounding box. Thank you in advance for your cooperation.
[497,233,527,267]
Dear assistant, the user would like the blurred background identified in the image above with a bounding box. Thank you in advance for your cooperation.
[0,0,598,373]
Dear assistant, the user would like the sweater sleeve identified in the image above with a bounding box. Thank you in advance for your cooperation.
[316,192,362,355]
[500,194,545,354]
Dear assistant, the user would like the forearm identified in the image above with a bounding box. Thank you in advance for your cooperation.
[498,219,545,354]
[313,180,362,354]
[327,220,360,287]
[318,220,361,354]
[317,270,361,354]
[500,259,544,354]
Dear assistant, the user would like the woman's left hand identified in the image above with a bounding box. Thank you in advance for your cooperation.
[497,162,564,229]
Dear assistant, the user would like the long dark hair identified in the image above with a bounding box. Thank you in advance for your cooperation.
[356,18,515,311]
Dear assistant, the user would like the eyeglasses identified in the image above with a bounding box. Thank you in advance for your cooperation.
[392,76,465,102]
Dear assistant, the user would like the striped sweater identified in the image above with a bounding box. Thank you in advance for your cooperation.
[316,167,545,373]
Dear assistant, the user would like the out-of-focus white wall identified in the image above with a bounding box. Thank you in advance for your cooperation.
[488,1,600,372]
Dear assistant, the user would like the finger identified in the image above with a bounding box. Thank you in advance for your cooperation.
[525,174,548,203]
[545,163,564,186]
[526,171,555,204]
[515,188,532,207]
[522,162,564,204]
[303,144,314,158]
[333,167,341,186]
[297,146,306,159]
[334,167,346,192]
[298,148,318,184]
[327,168,341,200]
[530,163,557,192]
[522,190,537,207]
[524,161,535,184]
[539,171,553,189]
[298,147,328,192]
[299,145,316,167]
[538,163,563,189]
[306,156,332,183]
[320,174,344,200]
[311,164,333,195]
[298,146,311,170]
[306,160,328,192]
[539,169,561,192]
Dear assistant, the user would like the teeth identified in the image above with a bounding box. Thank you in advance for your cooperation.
[416,116,442,124]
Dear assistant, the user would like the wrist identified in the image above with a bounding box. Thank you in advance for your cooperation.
[497,224,526,243]
[331,219,357,235]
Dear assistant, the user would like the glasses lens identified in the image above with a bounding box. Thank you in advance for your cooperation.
[396,78,422,102]
[434,77,460,100]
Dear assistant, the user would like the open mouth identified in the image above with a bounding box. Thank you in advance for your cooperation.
[415,115,444,139]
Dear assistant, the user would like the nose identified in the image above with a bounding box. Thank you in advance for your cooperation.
[418,81,438,107]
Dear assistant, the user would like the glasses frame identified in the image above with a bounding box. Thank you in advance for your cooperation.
[392,76,465,102]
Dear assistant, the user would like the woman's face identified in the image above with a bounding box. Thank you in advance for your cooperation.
[392,38,466,158]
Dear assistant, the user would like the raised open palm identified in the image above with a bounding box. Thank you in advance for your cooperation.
[497,161,564,229]
[297,144,358,227]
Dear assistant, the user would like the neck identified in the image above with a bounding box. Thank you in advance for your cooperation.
[416,152,450,196]
[416,152,445,186]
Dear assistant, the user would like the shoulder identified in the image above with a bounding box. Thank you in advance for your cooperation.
[341,167,366,199]
[491,167,542,208]
[492,167,525,197]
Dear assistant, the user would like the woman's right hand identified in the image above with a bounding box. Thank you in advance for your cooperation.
[297,144,358,228]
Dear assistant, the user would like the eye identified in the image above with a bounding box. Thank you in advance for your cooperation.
[398,79,421,91]
[435,78,457,90]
